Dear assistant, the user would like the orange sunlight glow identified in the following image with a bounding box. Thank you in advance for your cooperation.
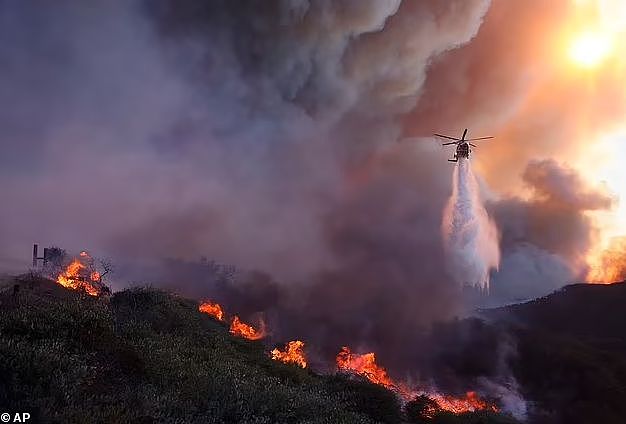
[575,132,626,283]
[587,237,626,283]
[565,0,626,70]
[568,31,613,68]
[564,0,626,282]
[271,340,307,368]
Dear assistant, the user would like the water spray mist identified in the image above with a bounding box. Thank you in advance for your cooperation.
[442,158,500,291]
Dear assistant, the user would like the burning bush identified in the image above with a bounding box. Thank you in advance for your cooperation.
[271,340,307,368]
[55,251,108,296]
[229,316,266,340]
[336,346,396,389]
[198,300,224,321]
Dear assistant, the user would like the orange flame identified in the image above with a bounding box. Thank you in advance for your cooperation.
[229,316,266,340]
[199,301,225,321]
[428,391,498,414]
[271,340,307,368]
[336,346,497,414]
[56,257,100,296]
[336,346,396,388]
[587,237,626,284]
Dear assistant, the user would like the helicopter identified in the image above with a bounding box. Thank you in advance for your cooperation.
[434,129,494,162]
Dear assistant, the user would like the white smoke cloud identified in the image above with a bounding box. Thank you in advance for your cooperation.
[442,158,500,290]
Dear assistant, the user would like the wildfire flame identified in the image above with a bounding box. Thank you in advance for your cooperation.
[336,346,497,414]
[336,346,396,388]
[195,304,498,415]
[199,301,225,321]
[56,254,100,296]
[587,237,626,284]
[428,391,498,414]
[229,316,266,340]
[271,340,307,368]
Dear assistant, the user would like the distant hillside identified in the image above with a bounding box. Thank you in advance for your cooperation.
[0,275,516,424]
[481,282,626,424]
[486,282,626,351]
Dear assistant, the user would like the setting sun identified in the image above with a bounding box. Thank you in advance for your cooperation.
[568,31,613,67]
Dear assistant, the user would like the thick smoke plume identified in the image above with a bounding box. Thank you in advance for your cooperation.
[488,159,613,302]
[442,158,499,291]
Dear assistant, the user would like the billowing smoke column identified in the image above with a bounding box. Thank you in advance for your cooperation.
[442,158,499,291]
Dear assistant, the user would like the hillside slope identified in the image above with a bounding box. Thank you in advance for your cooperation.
[0,275,515,424]
[486,282,626,351]
[482,282,626,424]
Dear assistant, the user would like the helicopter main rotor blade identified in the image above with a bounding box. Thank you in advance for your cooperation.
[465,136,494,141]
[470,143,477,147]
[434,133,461,141]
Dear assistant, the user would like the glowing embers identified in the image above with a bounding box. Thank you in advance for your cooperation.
[229,316,266,340]
[198,301,225,321]
[271,340,307,368]
[56,251,101,296]
[428,391,498,414]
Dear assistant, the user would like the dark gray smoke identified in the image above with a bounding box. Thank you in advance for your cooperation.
[0,0,489,304]
[0,0,489,276]
[488,159,613,304]
[0,0,494,372]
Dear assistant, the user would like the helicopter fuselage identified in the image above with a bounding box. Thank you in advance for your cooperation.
[449,142,470,162]
[436,128,493,163]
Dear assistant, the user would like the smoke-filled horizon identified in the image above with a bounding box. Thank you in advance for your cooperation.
[1,0,623,357]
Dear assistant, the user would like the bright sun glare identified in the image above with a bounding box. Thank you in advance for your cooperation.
[568,31,613,67]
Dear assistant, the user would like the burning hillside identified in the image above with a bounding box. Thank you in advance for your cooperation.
[7,272,625,422]
[336,346,498,415]
[197,300,498,416]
